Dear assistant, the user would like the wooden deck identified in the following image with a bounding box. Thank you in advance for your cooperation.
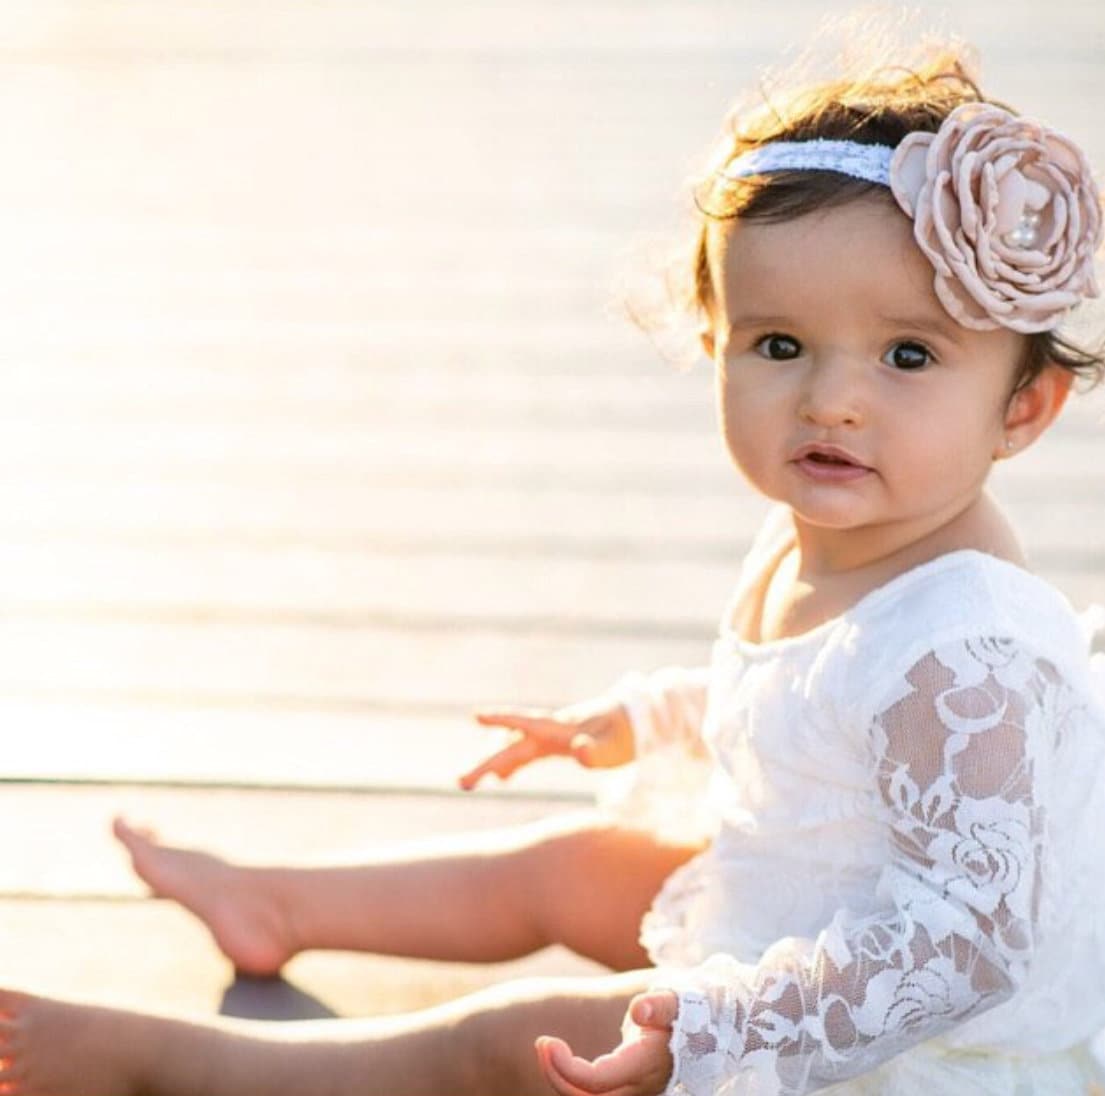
[0,0,1103,1020]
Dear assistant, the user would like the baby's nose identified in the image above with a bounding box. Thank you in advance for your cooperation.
[798,357,865,427]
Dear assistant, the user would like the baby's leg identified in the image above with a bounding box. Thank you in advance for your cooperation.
[0,969,646,1096]
[115,812,698,974]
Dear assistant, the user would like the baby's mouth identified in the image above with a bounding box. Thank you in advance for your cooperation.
[805,452,854,466]
[792,445,872,480]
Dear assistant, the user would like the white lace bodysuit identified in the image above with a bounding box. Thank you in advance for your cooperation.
[610,520,1105,1095]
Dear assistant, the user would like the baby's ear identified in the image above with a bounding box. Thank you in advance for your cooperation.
[1002,364,1073,453]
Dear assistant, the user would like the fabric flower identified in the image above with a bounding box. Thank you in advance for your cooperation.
[889,103,1103,332]
[871,959,967,1038]
[927,798,1035,919]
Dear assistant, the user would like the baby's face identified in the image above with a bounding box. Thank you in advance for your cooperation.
[701,195,1029,551]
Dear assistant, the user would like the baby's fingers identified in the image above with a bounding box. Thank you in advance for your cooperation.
[458,735,543,791]
[537,1038,618,1096]
[536,1034,670,1096]
[629,991,679,1030]
[473,708,567,738]
[477,710,601,761]
[567,731,604,767]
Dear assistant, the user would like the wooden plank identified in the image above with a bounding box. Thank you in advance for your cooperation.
[0,616,709,710]
[0,542,738,627]
[0,357,711,408]
[0,699,610,794]
[5,3,1105,86]
[0,480,758,554]
[0,419,720,476]
[0,783,580,897]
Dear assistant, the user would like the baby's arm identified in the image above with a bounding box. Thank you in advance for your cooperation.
[461,666,710,790]
[537,991,679,1096]
[644,638,1053,1094]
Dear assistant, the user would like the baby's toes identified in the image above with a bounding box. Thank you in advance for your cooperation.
[0,1047,26,1096]
[0,998,31,1094]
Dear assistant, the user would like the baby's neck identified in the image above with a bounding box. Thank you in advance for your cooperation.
[790,492,1024,579]
[750,494,1025,644]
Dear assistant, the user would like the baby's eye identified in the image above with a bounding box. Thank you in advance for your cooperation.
[883,341,932,371]
[754,334,802,361]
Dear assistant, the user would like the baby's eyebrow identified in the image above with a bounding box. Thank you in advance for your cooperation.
[878,312,966,345]
[726,312,794,331]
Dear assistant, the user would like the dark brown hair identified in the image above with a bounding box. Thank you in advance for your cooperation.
[685,53,1104,390]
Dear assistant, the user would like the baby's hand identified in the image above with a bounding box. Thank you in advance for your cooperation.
[458,695,635,790]
[535,991,677,1096]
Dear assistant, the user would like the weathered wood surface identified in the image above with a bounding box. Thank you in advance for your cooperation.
[0,0,1102,1016]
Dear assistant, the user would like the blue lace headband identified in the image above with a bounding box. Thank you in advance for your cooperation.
[721,139,894,187]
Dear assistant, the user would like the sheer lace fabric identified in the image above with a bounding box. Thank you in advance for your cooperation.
[610,549,1105,1095]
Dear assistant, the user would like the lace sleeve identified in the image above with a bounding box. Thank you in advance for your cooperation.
[599,667,714,842]
[655,637,1052,1095]
[612,666,711,759]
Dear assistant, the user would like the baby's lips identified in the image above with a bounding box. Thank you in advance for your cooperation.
[791,443,869,468]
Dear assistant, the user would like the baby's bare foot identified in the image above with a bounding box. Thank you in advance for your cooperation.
[113,818,298,976]
[0,988,143,1096]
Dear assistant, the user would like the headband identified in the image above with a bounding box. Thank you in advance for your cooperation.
[725,139,893,187]
[720,103,1103,334]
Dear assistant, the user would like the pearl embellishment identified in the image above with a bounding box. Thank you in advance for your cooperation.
[1004,210,1042,249]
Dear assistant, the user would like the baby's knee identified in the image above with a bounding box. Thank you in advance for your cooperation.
[513,815,698,967]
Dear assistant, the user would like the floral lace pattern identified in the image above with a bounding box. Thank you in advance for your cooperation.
[658,638,1063,1095]
[611,534,1105,1092]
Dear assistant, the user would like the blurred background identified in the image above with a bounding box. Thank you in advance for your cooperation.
[0,0,1102,800]
[0,0,1103,1017]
